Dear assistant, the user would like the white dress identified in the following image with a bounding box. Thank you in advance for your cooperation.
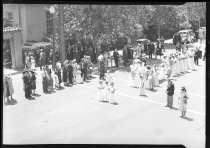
[128,65,137,87]
[179,92,189,111]
[97,85,104,101]
[104,85,110,102]
[109,87,116,104]
[52,71,59,88]
[135,67,141,88]
[76,70,83,84]
[158,67,167,80]
[153,69,159,86]
[139,79,146,96]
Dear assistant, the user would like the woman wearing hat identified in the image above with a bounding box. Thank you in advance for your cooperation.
[178,86,189,118]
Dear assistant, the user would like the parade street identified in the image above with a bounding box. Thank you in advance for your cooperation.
[3,48,205,148]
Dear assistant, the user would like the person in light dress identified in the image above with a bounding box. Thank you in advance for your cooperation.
[97,80,104,102]
[152,64,159,87]
[178,86,189,118]
[158,64,167,80]
[76,65,83,84]
[128,61,138,87]
[104,81,110,102]
[139,74,146,96]
[109,82,116,104]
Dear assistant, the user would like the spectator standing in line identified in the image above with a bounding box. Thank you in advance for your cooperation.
[113,48,119,68]
[178,86,189,118]
[3,74,14,104]
[165,78,175,109]
[123,45,128,67]
[39,49,46,70]
[23,70,32,99]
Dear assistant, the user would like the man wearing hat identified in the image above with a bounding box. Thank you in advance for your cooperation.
[165,78,175,109]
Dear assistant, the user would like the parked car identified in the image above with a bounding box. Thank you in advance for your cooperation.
[178,29,195,44]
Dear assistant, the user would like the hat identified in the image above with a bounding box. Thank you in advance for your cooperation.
[181,86,186,90]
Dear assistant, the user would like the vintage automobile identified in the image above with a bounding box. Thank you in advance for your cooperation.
[178,29,195,44]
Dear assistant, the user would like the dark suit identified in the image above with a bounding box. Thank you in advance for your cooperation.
[123,47,128,67]
[166,81,175,108]
[148,43,154,59]
[113,51,119,67]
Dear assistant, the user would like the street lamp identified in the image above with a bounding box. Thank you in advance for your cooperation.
[49,6,56,68]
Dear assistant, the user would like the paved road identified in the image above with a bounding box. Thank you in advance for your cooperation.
[3,48,205,147]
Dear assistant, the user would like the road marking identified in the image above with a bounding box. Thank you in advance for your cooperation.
[80,84,205,116]
[112,77,205,98]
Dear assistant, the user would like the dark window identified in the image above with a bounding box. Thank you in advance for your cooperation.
[46,11,53,37]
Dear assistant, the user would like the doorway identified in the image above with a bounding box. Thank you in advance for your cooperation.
[3,39,12,69]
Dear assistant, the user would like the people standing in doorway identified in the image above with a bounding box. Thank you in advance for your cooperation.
[165,78,175,109]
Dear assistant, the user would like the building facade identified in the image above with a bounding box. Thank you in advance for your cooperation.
[3,4,53,69]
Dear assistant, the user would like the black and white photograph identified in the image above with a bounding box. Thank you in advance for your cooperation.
[3,2,206,148]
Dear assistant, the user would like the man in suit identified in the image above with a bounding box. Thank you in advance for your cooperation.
[194,48,199,66]
[148,41,154,59]
[165,78,175,109]
[113,48,119,68]
[123,45,128,67]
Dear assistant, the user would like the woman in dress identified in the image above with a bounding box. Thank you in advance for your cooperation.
[139,74,146,96]
[72,59,77,84]
[144,65,150,89]
[158,64,167,80]
[75,64,83,84]
[135,61,141,88]
[97,80,104,102]
[178,86,189,118]
[148,66,154,90]
[153,64,159,87]
[109,82,116,104]
[128,61,137,87]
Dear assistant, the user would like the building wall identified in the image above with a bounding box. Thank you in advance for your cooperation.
[25,4,47,42]
[3,4,20,26]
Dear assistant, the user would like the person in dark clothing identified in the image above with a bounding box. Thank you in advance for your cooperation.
[194,48,199,65]
[81,57,88,82]
[113,48,119,68]
[62,64,68,86]
[123,46,128,67]
[39,49,46,70]
[23,71,32,99]
[165,79,175,109]
[203,47,206,61]
[67,61,74,85]
[148,42,154,59]
[29,70,37,95]
[66,49,71,61]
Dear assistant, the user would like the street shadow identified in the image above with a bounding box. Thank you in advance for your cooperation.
[28,97,36,100]
[171,107,179,110]
[139,95,147,97]
[57,86,65,90]
[113,102,119,105]
[183,116,194,121]
[32,93,41,97]
[149,88,158,92]
[159,79,166,84]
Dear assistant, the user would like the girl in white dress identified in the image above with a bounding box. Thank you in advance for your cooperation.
[158,64,167,80]
[104,81,110,102]
[139,75,146,96]
[51,69,59,89]
[109,82,116,104]
[106,70,113,85]
[135,61,141,88]
[72,60,77,84]
[97,80,104,102]
[76,65,83,84]
[178,86,189,118]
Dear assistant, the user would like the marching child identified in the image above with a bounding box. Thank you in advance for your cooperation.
[97,80,104,102]
[104,81,110,102]
[109,82,116,104]
[139,75,146,96]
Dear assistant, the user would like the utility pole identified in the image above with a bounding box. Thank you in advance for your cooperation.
[59,4,65,67]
